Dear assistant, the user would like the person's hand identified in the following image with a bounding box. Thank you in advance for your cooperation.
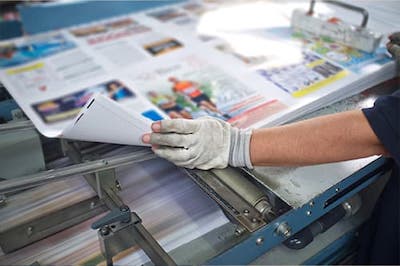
[387,32,400,59]
[142,117,253,170]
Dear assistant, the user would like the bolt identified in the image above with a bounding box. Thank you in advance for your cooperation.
[256,237,264,246]
[0,195,6,207]
[27,226,34,237]
[115,180,122,191]
[309,201,314,207]
[100,226,110,236]
[335,187,340,193]
[235,226,246,236]
[275,222,292,238]
[120,205,129,212]
[243,209,250,215]
[306,210,312,216]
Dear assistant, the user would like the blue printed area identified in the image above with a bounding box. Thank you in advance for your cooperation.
[19,1,183,34]
[142,110,163,121]
[0,34,76,68]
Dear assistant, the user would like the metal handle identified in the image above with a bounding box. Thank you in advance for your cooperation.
[308,0,369,28]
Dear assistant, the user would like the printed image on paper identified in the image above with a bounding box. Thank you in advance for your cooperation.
[291,30,390,71]
[257,51,348,97]
[32,80,135,124]
[70,18,151,45]
[133,55,287,128]
[147,8,186,22]
[0,34,76,68]
[143,38,183,56]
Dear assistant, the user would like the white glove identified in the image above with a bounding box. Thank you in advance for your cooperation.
[142,117,253,170]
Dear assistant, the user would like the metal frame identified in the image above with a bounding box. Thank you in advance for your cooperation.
[0,197,107,253]
[207,157,391,264]
[0,140,177,265]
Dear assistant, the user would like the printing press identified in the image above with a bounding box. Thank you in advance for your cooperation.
[0,0,399,265]
[0,77,397,265]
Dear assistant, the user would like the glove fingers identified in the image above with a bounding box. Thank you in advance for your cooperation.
[153,146,193,162]
[150,133,191,147]
[160,119,200,134]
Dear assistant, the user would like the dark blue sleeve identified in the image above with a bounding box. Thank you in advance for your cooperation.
[362,90,400,166]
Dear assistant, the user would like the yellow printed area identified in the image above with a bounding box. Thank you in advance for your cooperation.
[306,59,325,68]
[6,62,44,75]
[292,70,349,98]
[45,108,80,123]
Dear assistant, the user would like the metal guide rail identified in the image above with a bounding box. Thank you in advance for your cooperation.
[0,141,175,266]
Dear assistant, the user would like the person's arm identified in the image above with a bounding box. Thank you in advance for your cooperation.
[142,110,387,170]
[250,110,387,166]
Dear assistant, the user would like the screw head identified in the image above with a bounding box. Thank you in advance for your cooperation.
[120,205,129,212]
[235,226,246,236]
[100,226,110,236]
[309,201,314,207]
[256,237,264,246]
[27,226,34,236]
[335,187,340,192]
[0,195,6,207]
[275,222,292,238]
[243,209,250,215]
[115,180,122,190]
[306,210,312,216]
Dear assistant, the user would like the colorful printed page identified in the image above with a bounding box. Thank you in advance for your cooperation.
[0,0,396,146]
[67,15,187,70]
[0,31,164,144]
[121,48,289,129]
[256,51,349,98]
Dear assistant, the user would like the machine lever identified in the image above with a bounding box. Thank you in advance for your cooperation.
[91,205,132,229]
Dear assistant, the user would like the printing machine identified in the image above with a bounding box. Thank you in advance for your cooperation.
[0,76,397,265]
[0,1,398,265]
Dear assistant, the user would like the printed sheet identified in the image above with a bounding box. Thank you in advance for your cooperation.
[0,0,395,145]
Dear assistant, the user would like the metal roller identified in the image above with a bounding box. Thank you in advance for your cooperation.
[212,168,275,221]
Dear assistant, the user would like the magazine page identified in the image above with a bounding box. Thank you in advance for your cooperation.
[138,1,219,42]
[0,31,106,136]
[0,0,395,145]
[0,32,164,142]
[202,2,392,74]
[121,48,291,129]
[67,15,189,70]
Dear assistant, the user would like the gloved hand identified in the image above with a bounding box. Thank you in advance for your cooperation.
[387,32,400,59]
[142,117,253,170]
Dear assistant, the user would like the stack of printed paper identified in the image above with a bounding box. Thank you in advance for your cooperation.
[0,147,229,265]
[0,0,397,145]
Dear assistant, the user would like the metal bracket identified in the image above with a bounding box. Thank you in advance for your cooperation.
[184,169,267,232]
[0,197,107,253]
[92,205,177,266]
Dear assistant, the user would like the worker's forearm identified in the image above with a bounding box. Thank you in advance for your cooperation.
[250,110,387,166]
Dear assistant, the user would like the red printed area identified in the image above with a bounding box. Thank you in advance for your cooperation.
[228,99,287,128]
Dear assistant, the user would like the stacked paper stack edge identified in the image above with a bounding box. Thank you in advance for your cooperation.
[0,147,228,265]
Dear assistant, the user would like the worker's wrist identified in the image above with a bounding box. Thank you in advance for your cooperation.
[228,127,253,169]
